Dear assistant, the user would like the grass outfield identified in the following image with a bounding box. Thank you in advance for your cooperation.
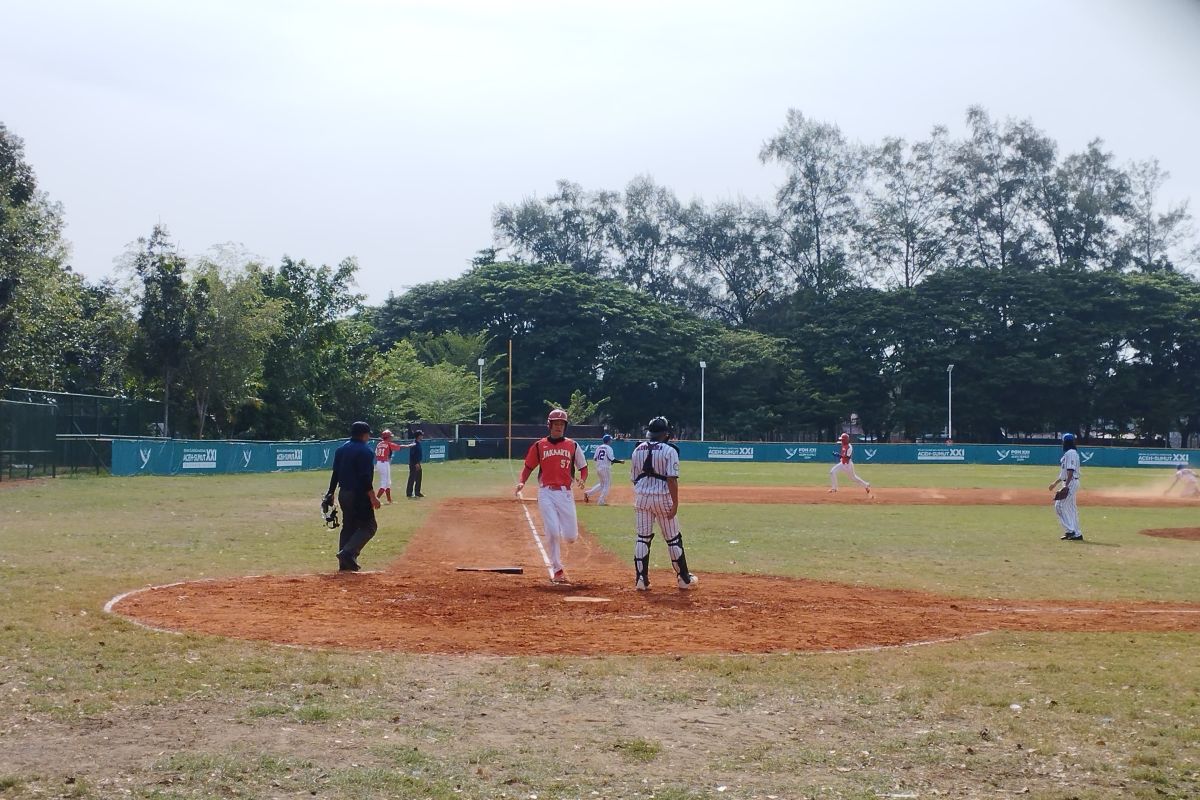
[675,460,1175,490]
[0,462,1196,799]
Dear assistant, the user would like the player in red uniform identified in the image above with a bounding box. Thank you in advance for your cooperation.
[514,409,589,583]
[374,430,414,504]
[829,433,871,494]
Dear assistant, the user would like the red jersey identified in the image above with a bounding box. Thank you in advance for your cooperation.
[521,437,588,488]
[839,443,852,464]
[375,440,404,462]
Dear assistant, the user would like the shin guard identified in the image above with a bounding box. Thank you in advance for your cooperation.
[665,532,690,580]
[634,533,653,586]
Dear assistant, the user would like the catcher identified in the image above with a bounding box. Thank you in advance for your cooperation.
[1048,433,1083,541]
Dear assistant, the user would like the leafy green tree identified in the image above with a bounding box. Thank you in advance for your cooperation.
[246,256,365,439]
[678,200,775,326]
[0,123,116,393]
[946,107,1041,271]
[492,180,619,273]
[371,340,489,425]
[760,110,866,295]
[545,389,608,424]
[178,262,282,437]
[612,175,686,301]
[861,129,956,288]
[127,225,193,434]
[1123,158,1195,271]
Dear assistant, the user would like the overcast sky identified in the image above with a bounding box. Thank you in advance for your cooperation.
[4,0,1199,303]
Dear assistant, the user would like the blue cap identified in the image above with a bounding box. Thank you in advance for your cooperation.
[602,434,612,443]
[1062,433,1075,443]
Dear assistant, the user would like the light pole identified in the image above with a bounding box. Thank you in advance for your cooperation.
[699,361,707,441]
[477,358,486,425]
[946,364,955,442]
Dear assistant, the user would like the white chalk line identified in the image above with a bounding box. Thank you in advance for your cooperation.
[518,493,555,580]
[102,571,386,637]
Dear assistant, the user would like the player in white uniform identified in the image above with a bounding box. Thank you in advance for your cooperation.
[1049,433,1083,540]
[1165,464,1200,497]
[629,416,698,591]
[829,433,871,493]
[584,434,623,505]
[514,409,589,583]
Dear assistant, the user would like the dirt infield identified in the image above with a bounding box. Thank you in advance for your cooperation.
[1141,527,1200,541]
[110,494,1200,655]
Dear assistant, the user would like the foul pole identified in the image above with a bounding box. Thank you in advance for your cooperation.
[507,338,513,461]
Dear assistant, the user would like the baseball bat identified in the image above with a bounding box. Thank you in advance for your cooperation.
[456,566,524,574]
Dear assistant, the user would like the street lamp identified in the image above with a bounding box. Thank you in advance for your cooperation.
[477,358,486,425]
[699,361,707,441]
[946,364,955,443]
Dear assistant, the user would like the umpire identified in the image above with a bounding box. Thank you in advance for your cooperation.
[325,420,381,572]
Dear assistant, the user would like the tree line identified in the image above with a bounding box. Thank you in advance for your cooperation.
[2,108,1199,444]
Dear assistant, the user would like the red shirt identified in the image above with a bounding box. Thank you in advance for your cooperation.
[838,442,853,464]
[375,440,404,462]
[521,437,588,488]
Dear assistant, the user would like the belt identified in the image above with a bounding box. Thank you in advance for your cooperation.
[541,485,572,491]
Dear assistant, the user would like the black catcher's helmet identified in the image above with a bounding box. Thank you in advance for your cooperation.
[647,416,672,435]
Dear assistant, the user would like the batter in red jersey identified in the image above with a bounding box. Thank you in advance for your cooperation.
[374,429,414,504]
[829,433,871,494]
[514,409,589,583]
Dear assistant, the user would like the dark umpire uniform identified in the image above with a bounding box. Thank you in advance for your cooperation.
[326,421,379,571]
[406,430,425,499]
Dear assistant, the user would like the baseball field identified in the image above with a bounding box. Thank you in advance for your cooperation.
[2,461,1199,799]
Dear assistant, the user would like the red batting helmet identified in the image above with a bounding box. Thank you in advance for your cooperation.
[839,433,850,443]
[381,429,393,439]
[547,408,568,426]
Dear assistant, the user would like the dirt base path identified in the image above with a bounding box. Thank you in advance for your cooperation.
[636,485,1200,507]
[110,496,1200,655]
[1141,527,1200,541]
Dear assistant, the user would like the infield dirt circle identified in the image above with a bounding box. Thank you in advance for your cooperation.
[109,486,1200,655]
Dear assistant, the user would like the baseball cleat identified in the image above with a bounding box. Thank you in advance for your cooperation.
[828,488,838,493]
[583,493,589,503]
[635,577,649,591]
[677,573,699,590]
[864,485,871,494]
[552,569,569,583]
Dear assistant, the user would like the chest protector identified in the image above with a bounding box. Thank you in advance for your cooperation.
[634,440,679,484]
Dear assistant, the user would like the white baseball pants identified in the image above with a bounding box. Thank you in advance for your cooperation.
[633,492,692,585]
[634,492,680,540]
[585,465,612,504]
[830,462,870,490]
[375,461,392,489]
[1054,480,1081,535]
[536,487,579,573]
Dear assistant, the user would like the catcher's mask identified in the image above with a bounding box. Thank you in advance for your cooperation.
[320,496,340,529]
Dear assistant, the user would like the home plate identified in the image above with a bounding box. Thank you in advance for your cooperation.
[562,596,612,603]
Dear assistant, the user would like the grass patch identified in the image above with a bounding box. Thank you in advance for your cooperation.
[583,500,1200,600]
[610,737,662,762]
[1,462,1198,799]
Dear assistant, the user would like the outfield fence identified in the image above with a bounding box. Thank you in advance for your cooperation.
[111,436,1196,476]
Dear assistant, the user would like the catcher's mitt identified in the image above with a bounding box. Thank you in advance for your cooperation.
[1052,486,1070,502]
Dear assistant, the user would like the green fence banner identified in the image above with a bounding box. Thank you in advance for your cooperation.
[113,438,449,476]
[114,437,1194,476]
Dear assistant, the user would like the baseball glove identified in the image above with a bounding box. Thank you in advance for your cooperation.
[1052,486,1070,501]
